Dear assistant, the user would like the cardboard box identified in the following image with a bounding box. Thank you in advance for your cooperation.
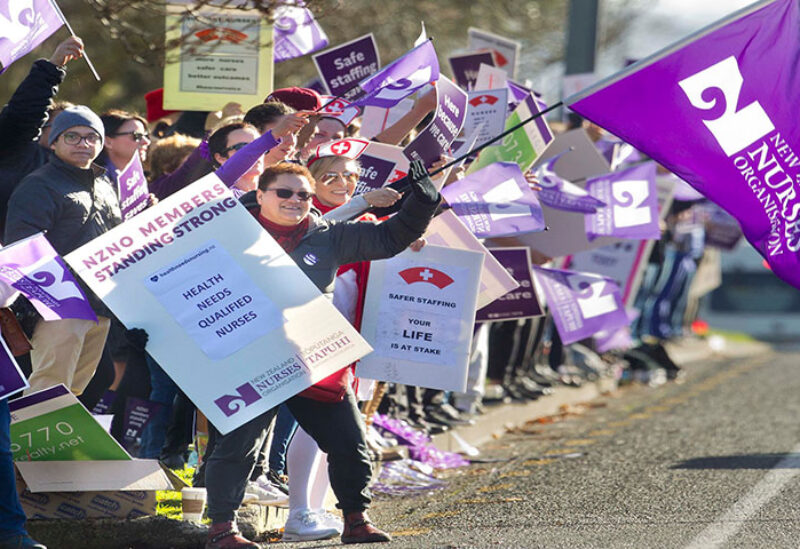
[15,460,172,520]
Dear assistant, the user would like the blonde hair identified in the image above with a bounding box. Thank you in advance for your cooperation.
[146,133,201,179]
[307,155,360,183]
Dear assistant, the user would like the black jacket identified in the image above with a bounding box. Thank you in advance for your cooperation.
[0,59,66,240]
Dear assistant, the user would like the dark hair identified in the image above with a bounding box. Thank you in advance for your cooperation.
[258,162,316,192]
[100,109,148,137]
[207,121,258,167]
[243,101,294,133]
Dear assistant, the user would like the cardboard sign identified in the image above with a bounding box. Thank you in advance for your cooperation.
[357,246,483,392]
[163,4,274,111]
[65,174,372,434]
[568,240,652,307]
[468,28,521,78]
[353,153,397,196]
[464,89,508,149]
[313,33,380,101]
[448,51,495,91]
[476,248,542,322]
[362,141,410,184]
[118,154,150,221]
[9,385,132,462]
[359,98,415,140]
[403,76,468,168]
[474,63,508,91]
[423,210,518,309]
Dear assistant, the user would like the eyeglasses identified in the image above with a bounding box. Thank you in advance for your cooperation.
[321,171,358,183]
[264,188,314,201]
[61,131,102,146]
[223,142,249,155]
[111,131,150,142]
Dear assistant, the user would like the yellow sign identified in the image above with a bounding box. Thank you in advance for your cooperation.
[163,4,273,111]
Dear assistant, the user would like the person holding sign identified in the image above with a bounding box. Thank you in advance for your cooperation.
[204,160,440,547]
[98,110,151,185]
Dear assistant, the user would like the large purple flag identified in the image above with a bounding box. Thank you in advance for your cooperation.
[273,1,328,63]
[0,233,96,321]
[585,162,660,241]
[532,265,629,345]
[0,0,63,71]
[567,0,800,290]
[441,162,546,238]
[351,40,439,109]
[534,151,606,213]
[117,153,149,221]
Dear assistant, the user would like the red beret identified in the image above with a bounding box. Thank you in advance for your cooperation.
[265,87,322,111]
[144,88,179,123]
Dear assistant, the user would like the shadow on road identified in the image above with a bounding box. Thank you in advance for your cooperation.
[672,453,800,470]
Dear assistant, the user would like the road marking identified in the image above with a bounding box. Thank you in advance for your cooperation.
[684,443,800,549]
[587,429,615,436]
[564,438,597,446]
[478,483,513,493]
[422,510,461,519]
[522,458,557,466]
[391,528,432,536]
[499,470,531,478]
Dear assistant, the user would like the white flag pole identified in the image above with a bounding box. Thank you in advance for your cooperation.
[48,0,101,81]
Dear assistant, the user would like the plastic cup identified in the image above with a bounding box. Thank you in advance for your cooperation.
[182,487,207,522]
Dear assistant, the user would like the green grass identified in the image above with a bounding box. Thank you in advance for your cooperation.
[707,329,756,343]
[156,464,206,522]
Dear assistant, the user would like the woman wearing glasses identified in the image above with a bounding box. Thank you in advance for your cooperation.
[207,122,264,198]
[98,110,151,186]
[204,160,440,548]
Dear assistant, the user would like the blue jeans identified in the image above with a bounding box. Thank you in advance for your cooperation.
[265,403,297,476]
[139,355,179,459]
[0,399,26,539]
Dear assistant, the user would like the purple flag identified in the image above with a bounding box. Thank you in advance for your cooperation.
[0,233,96,321]
[117,153,149,221]
[403,76,468,168]
[0,337,26,399]
[448,51,494,91]
[273,1,328,63]
[313,34,380,102]
[698,201,744,250]
[476,248,542,322]
[350,40,439,109]
[567,0,800,290]
[533,265,629,345]
[585,162,660,241]
[441,162,546,238]
[534,151,606,213]
[0,0,63,71]
[594,138,644,171]
[593,309,639,353]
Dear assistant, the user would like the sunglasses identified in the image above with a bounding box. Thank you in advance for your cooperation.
[62,131,102,146]
[223,142,249,155]
[264,188,314,201]
[112,131,150,142]
[321,170,358,183]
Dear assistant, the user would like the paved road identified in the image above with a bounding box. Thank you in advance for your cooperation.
[280,345,800,548]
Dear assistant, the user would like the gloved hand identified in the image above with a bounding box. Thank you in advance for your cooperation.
[408,159,440,204]
[125,328,149,351]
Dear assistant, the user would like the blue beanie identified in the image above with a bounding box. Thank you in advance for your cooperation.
[48,105,105,146]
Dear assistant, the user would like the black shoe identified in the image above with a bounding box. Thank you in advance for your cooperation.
[407,417,447,435]
[515,376,552,397]
[159,452,185,470]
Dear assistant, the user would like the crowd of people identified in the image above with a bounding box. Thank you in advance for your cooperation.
[0,33,719,549]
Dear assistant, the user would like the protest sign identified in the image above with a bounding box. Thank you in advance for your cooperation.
[448,51,495,91]
[9,385,131,461]
[91,390,117,415]
[313,33,380,101]
[273,1,328,62]
[65,174,372,434]
[163,4,273,111]
[353,153,396,195]
[474,63,507,91]
[0,0,63,71]
[467,93,553,174]
[357,245,483,393]
[121,397,162,453]
[567,0,800,290]
[506,80,532,111]
[423,209,518,309]
[464,89,508,149]
[317,95,360,126]
[585,162,661,241]
[0,233,96,321]
[468,28,521,78]
[700,202,743,250]
[0,336,27,400]
[359,98,415,140]
[362,141,409,184]
[533,266,628,345]
[403,76,468,168]
[118,154,149,221]
[476,248,542,322]
[535,151,607,214]
[441,162,545,238]
[593,308,639,353]
[568,240,652,307]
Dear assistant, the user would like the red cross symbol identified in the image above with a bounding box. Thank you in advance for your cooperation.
[398,267,454,289]
[469,95,499,107]
[330,141,351,155]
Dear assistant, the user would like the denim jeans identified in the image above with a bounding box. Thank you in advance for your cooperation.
[252,403,296,479]
[205,390,372,523]
[0,399,26,539]
[138,354,178,459]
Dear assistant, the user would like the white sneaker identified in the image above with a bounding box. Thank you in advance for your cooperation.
[313,509,344,533]
[282,508,340,542]
[244,480,288,506]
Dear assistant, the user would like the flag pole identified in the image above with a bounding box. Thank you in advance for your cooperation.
[48,0,101,81]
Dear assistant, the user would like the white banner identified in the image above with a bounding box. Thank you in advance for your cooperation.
[66,174,372,434]
[357,245,483,392]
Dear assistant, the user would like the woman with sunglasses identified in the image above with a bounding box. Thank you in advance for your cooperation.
[205,160,440,548]
[98,110,151,186]
[207,122,264,198]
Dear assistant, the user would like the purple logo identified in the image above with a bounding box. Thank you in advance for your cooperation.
[214,382,262,417]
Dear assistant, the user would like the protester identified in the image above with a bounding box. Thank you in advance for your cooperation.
[146,133,200,180]
[207,122,264,197]
[98,110,151,182]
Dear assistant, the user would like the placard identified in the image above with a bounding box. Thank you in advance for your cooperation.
[476,248,542,322]
[65,174,372,434]
[163,4,274,111]
[468,28,521,78]
[474,63,507,91]
[464,89,508,149]
[313,34,380,101]
[357,246,483,392]
[448,51,495,91]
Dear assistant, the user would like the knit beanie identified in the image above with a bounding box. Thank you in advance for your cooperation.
[48,105,105,146]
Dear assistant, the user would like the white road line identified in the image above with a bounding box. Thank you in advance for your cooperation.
[684,443,800,549]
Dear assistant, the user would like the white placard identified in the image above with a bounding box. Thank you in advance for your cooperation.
[65,174,372,434]
[474,63,508,91]
[467,28,521,78]
[357,245,483,392]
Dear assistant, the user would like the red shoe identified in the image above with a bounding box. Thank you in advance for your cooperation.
[341,511,392,544]
[205,521,259,549]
